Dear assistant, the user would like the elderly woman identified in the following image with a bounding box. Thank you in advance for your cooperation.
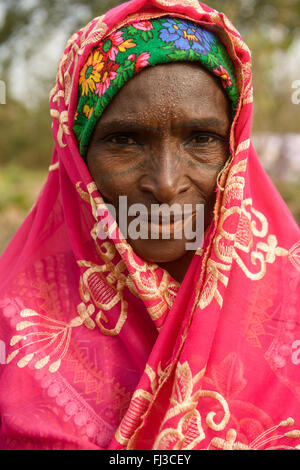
[0,0,300,451]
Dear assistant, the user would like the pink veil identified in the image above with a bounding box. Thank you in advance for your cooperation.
[0,0,300,450]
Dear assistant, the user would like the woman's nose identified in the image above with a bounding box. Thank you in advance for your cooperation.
[139,144,190,203]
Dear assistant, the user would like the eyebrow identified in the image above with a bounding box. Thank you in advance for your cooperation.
[171,118,226,131]
[96,117,228,134]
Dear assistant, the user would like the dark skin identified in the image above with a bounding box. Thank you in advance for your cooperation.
[87,63,231,283]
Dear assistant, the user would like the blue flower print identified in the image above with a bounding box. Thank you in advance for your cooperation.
[159,18,215,55]
[194,28,216,53]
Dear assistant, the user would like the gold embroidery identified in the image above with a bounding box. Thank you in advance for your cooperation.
[198,149,299,310]
[115,389,153,446]
[49,16,108,148]
[48,162,59,172]
[199,259,230,309]
[79,16,108,49]
[244,278,277,348]
[116,361,171,447]
[222,16,251,56]
[245,418,300,450]
[50,16,107,105]
[77,259,129,336]
[153,410,205,450]
[50,110,70,148]
[153,361,230,450]
[241,62,254,105]
[75,182,180,335]
[50,39,81,108]
[288,241,300,271]
[210,421,300,450]
[235,138,250,155]
[7,308,84,373]
[211,428,250,450]
[154,0,202,8]
[153,361,300,450]
[197,160,247,310]
[145,362,171,394]
[232,200,297,280]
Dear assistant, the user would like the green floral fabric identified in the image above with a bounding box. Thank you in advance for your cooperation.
[74,17,239,156]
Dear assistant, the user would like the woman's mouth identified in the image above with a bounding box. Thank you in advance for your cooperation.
[142,212,197,239]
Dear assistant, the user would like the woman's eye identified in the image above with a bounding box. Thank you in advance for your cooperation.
[105,135,137,145]
[187,134,218,146]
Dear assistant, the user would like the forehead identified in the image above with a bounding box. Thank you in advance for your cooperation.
[98,62,230,125]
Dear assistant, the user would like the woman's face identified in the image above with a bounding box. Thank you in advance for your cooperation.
[87,62,231,267]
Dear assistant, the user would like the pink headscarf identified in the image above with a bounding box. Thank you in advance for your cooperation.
[0,0,300,450]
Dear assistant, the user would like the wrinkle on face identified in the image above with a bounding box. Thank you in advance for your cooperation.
[86,62,231,282]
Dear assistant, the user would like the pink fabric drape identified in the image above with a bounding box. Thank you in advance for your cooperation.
[0,0,300,450]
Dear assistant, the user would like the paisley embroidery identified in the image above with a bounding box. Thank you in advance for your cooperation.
[152,361,300,450]
[6,308,84,373]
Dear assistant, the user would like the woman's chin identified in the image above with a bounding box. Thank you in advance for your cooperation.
[128,238,188,264]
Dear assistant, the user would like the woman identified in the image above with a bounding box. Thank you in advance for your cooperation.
[0,0,300,450]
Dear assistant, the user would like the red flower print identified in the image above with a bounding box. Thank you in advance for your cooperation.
[135,52,151,73]
[95,61,119,96]
[213,65,232,88]
[131,21,154,31]
[102,31,136,61]
[127,54,136,61]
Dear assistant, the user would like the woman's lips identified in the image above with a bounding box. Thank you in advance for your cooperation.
[144,212,197,238]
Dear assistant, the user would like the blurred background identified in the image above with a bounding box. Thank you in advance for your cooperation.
[0,0,299,255]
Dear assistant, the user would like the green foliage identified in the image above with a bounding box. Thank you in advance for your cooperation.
[0,164,46,212]
[275,182,300,226]
[0,99,52,169]
[0,164,47,254]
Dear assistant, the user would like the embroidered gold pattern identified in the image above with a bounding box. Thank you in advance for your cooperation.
[48,161,60,172]
[289,241,300,271]
[7,308,84,373]
[77,258,130,336]
[233,200,298,280]
[154,361,232,450]
[50,110,70,148]
[116,362,171,446]
[49,16,108,147]
[198,159,247,310]
[211,418,300,450]
[153,361,300,450]
[155,0,203,8]
[75,182,179,336]
[197,152,299,310]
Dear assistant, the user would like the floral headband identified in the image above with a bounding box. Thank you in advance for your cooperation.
[74,17,239,156]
